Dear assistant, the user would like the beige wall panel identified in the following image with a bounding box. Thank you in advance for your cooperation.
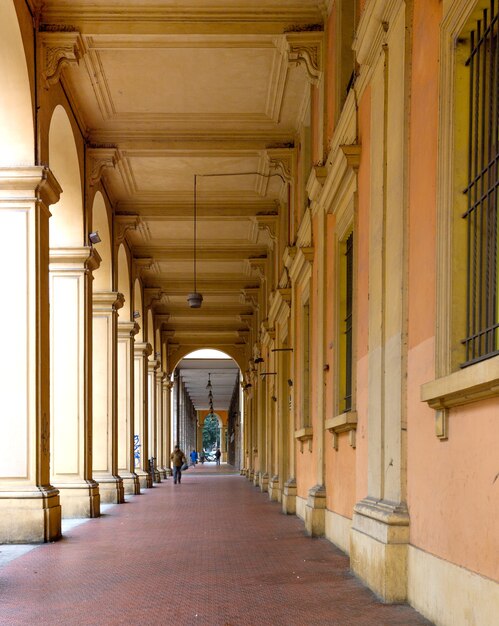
[52,276,80,476]
[0,211,28,478]
[93,316,111,471]
[325,510,351,556]
[296,495,307,521]
[408,546,499,626]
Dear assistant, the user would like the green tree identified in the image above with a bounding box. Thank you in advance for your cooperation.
[203,415,219,450]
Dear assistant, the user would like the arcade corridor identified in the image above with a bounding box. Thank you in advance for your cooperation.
[0,466,431,626]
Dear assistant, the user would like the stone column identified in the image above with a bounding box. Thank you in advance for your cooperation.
[221,425,228,463]
[147,359,160,482]
[156,369,166,478]
[134,342,152,489]
[162,376,173,477]
[117,321,140,495]
[92,292,124,504]
[258,378,268,491]
[0,167,62,542]
[49,246,101,518]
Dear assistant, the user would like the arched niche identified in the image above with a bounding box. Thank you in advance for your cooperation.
[91,191,112,291]
[133,279,143,341]
[0,2,33,166]
[117,244,131,320]
[48,105,83,247]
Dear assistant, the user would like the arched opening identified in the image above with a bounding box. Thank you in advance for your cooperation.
[171,348,242,468]
[48,105,83,247]
[91,191,112,291]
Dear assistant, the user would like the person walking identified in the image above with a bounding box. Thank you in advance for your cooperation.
[215,448,221,465]
[170,445,186,484]
[190,449,197,467]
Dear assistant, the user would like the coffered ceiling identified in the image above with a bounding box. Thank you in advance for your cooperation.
[38,0,325,407]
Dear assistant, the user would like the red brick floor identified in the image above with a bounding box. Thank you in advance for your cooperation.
[0,468,432,626]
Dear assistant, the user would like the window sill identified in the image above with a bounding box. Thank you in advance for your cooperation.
[294,427,313,452]
[421,353,499,410]
[325,411,357,449]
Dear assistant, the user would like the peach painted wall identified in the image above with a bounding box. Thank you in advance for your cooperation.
[326,432,357,516]
[199,409,228,427]
[407,0,499,582]
[354,86,371,502]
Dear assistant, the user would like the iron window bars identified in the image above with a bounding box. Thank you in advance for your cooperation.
[462,0,499,366]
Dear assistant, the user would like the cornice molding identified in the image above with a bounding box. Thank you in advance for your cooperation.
[268,287,291,327]
[93,290,125,311]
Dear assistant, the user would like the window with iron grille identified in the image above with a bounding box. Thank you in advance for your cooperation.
[462,0,499,366]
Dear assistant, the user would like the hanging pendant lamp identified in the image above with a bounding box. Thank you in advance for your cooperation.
[187,174,203,308]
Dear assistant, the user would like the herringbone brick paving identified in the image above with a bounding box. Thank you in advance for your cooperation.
[0,466,432,626]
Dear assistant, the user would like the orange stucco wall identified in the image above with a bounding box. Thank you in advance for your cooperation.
[406,0,499,582]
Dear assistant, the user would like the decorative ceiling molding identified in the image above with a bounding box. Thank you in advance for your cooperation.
[87,147,117,187]
[114,214,141,245]
[40,31,86,88]
[286,32,323,85]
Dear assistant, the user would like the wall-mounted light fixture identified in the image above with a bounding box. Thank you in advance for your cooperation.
[254,357,264,364]
[89,231,101,245]
[133,310,141,319]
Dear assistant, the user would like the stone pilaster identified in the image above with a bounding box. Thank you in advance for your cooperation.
[117,321,140,495]
[49,246,101,518]
[92,291,124,504]
[134,342,153,489]
[0,167,62,542]
[221,425,228,463]
[259,472,269,493]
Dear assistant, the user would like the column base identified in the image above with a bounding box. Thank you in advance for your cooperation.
[165,467,172,478]
[259,472,269,492]
[350,497,409,603]
[0,487,61,543]
[95,475,125,504]
[135,469,150,490]
[121,472,141,495]
[282,478,297,515]
[252,471,259,487]
[305,484,326,537]
[248,469,255,482]
[53,481,100,519]
[159,466,167,479]
[268,475,280,501]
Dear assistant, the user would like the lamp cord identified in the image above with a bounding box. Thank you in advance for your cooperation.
[194,174,197,293]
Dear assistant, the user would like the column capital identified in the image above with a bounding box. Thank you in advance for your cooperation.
[118,321,140,338]
[49,246,102,272]
[134,342,153,358]
[93,290,125,311]
[40,31,86,89]
[0,166,62,209]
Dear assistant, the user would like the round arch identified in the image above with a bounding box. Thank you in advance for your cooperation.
[91,191,112,291]
[48,105,83,247]
[170,346,245,373]
[0,2,33,166]
[117,244,131,320]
